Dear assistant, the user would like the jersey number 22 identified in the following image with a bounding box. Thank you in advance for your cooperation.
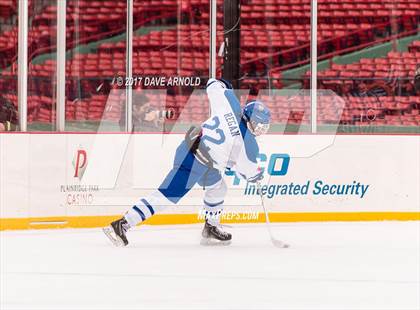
[202,116,226,145]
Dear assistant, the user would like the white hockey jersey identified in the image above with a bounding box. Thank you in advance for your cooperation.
[201,79,261,181]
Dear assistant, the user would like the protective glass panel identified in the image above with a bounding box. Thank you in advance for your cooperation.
[316,0,420,133]
[131,0,210,133]
[0,0,18,132]
[65,0,127,132]
[27,0,57,131]
[217,0,312,133]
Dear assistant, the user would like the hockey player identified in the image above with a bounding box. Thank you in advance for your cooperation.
[103,78,271,246]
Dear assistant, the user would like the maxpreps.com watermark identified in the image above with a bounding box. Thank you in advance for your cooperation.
[111,76,201,87]
[197,210,259,221]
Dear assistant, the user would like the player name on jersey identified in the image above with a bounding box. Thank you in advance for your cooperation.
[224,112,240,137]
[245,180,370,199]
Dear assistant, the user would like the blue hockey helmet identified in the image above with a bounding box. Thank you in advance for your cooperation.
[242,100,271,136]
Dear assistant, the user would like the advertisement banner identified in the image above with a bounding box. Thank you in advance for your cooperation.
[0,134,419,229]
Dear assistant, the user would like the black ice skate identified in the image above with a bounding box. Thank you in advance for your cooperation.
[103,218,130,247]
[200,220,232,246]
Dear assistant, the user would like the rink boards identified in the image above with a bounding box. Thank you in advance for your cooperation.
[0,133,419,230]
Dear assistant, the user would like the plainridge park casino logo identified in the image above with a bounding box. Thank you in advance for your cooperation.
[60,147,99,206]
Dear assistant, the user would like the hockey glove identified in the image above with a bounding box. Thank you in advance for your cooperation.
[206,78,233,90]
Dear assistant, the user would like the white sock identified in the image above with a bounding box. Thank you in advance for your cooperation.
[124,190,173,228]
[203,200,224,226]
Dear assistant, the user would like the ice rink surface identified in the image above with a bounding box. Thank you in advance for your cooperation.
[1,221,419,310]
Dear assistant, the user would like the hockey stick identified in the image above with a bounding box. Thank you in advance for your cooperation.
[256,181,289,248]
